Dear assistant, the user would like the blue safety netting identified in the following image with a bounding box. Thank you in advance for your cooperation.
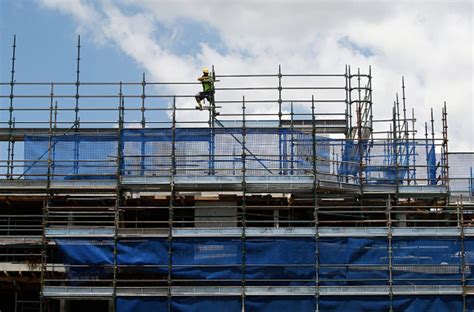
[115,296,465,311]
[427,144,437,185]
[171,296,241,312]
[171,238,242,280]
[363,140,415,185]
[471,167,474,195]
[319,238,388,285]
[117,238,168,265]
[116,297,167,312]
[55,239,114,282]
[23,129,441,186]
[392,237,461,285]
[246,238,316,285]
[55,239,114,265]
[467,296,474,311]
[121,128,333,177]
[338,140,361,176]
[319,296,389,311]
[53,237,468,286]
[246,296,315,312]
[24,134,117,180]
[461,238,474,285]
[319,296,463,311]
[393,296,462,311]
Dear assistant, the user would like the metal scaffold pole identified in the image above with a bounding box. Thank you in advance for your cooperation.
[140,72,147,176]
[311,95,320,311]
[40,82,55,312]
[278,65,283,175]
[73,35,82,175]
[112,82,125,311]
[6,35,16,179]
[387,195,393,312]
[241,95,247,310]
[442,102,449,191]
[168,96,177,311]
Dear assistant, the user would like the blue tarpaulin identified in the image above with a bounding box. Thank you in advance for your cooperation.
[172,238,242,280]
[117,297,167,312]
[319,296,389,312]
[246,296,315,312]
[393,296,462,311]
[392,238,461,285]
[114,296,469,312]
[171,296,241,312]
[54,237,466,285]
[246,238,315,284]
[55,239,114,265]
[427,144,437,185]
[117,238,168,265]
[319,238,388,285]
[55,239,114,282]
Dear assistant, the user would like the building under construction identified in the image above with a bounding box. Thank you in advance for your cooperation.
[1,37,474,311]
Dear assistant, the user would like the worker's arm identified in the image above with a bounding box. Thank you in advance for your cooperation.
[201,76,214,82]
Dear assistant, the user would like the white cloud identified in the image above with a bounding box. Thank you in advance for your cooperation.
[37,0,473,150]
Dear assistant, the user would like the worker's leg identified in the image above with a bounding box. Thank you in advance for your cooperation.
[195,93,203,103]
[206,93,219,115]
[195,93,204,110]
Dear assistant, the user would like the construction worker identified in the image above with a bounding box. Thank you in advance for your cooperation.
[195,67,215,110]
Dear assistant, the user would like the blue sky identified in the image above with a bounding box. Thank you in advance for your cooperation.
[0,0,472,151]
[0,1,142,83]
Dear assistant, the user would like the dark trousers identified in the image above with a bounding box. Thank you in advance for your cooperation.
[195,91,214,103]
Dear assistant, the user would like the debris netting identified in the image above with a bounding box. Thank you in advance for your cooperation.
[115,296,464,311]
[23,129,447,185]
[54,237,465,285]
[116,297,167,312]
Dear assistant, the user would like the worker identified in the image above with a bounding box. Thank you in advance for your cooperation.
[195,67,215,110]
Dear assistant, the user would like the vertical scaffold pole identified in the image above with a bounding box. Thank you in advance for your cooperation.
[401,77,410,185]
[311,95,320,311]
[460,191,466,310]
[241,95,247,310]
[112,82,124,312]
[430,108,436,185]
[168,96,177,311]
[46,83,55,189]
[424,122,429,184]
[40,82,55,312]
[387,195,393,312]
[73,35,81,175]
[442,102,449,190]
[141,72,147,128]
[411,108,416,183]
[357,68,364,188]
[395,93,402,184]
[208,66,216,175]
[140,73,147,176]
[6,35,17,179]
[278,65,283,175]
[393,105,399,194]
[368,66,373,141]
[53,101,58,176]
[290,102,294,176]
[347,65,353,138]
[344,65,349,136]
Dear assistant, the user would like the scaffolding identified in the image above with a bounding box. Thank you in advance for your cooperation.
[0,36,473,312]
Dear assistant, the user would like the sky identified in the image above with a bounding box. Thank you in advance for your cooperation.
[0,0,473,151]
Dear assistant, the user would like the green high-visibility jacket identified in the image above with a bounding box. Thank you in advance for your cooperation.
[200,75,214,92]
